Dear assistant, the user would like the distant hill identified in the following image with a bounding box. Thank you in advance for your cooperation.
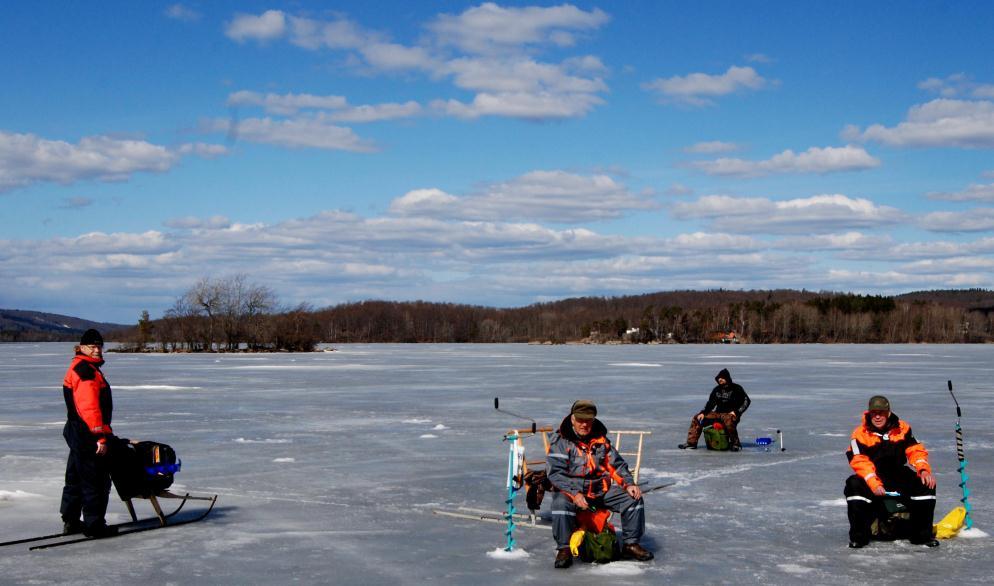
[895,289,994,312]
[0,309,129,342]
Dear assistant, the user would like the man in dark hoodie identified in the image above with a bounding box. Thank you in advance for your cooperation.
[679,368,750,451]
[546,400,653,569]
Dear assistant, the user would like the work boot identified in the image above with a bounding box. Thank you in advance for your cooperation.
[554,547,573,569]
[678,443,697,450]
[621,542,654,561]
[912,539,940,548]
[730,445,741,452]
[83,523,119,538]
[848,540,867,549]
[62,519,85,535]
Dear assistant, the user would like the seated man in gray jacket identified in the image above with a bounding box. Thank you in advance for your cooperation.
[546,400,653,569]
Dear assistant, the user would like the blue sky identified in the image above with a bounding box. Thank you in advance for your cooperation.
[2,1,994,323]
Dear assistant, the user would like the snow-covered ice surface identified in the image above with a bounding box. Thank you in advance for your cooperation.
[1,342,992,585]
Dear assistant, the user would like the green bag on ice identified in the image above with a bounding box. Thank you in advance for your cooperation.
[580,529,617,564]
[703,423,729,451]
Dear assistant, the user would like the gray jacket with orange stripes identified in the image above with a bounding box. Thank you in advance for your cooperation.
[546,416,634,499]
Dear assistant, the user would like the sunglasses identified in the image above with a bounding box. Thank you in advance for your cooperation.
[869,410,890,417]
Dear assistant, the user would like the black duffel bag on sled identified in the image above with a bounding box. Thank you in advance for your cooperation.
[111,439,180,500]
[107,437,215,526]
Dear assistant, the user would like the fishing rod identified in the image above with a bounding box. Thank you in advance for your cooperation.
[948,380,974,529]
[494,397,537,435]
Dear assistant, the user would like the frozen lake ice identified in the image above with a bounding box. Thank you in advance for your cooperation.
[1,342,992,584]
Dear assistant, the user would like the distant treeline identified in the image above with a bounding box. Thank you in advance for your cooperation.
[113,279,994,351]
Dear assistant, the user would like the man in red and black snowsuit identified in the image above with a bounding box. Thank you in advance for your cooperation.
[679,368,750,451]
[844,395,938,548]
[60,329,118,537]
[546,400,653,569]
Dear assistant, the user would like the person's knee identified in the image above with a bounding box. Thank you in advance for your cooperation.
[844,475,868,495]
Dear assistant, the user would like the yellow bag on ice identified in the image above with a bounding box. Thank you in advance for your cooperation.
[569,529,586,556]
[934,506,966,539]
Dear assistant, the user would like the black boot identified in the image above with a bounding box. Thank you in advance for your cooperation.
[678,443,697,450]
[554,547,573,569]
[848,540,867,549]
[83,523,119,538]
[62,519,85,535]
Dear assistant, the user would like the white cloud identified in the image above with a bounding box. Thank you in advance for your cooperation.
[691,145,880,177]
[0,131,188,192]
[844,99,994,148]
[642,66,767,106]
[177,142,228,158]
[225,9,609,122]
[225,10,287,43]
[917,73,994,99]
[901,256,994,275]
[427,3,610,54]
[432,91,603,120]
[927,182,994,202]
[664,183,693,196]
[745,53,773,64]
[672,194,906,234]
[164,215,232,230]
[361,42,438,72]
[389,170,655,222]
[388,189,459,216]
[328,102,423,123]
[667,232,761,252]
[204,116,376,152]
[822,268,990,290]
[775,232,891,252]
[920,208,994,232]
[286,15,370,51]
[164,4,201,22]
[443,56,607,94]
[683,141,741,154]
[227,91,422,122]
[227,91,349,115]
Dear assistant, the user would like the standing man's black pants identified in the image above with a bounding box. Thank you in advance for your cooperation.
[60,422,111,528]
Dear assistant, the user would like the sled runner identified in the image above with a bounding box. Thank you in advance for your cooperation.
[1,438,217,551]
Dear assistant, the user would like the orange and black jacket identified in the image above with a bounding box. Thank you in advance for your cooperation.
[63,353,113,445]
[846,411,931,492]
[546,416,633,499]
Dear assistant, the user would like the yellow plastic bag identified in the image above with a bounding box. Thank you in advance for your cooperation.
[934,506,966,539]
[569,529,586,557]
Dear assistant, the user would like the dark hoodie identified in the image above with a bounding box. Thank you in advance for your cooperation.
[700,368,750,417]
[545,415,634,498]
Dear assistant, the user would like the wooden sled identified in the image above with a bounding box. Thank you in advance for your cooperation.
[122,489,219,527]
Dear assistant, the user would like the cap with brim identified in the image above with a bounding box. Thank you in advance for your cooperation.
[868,395,890,412]
[571,400,597,420]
